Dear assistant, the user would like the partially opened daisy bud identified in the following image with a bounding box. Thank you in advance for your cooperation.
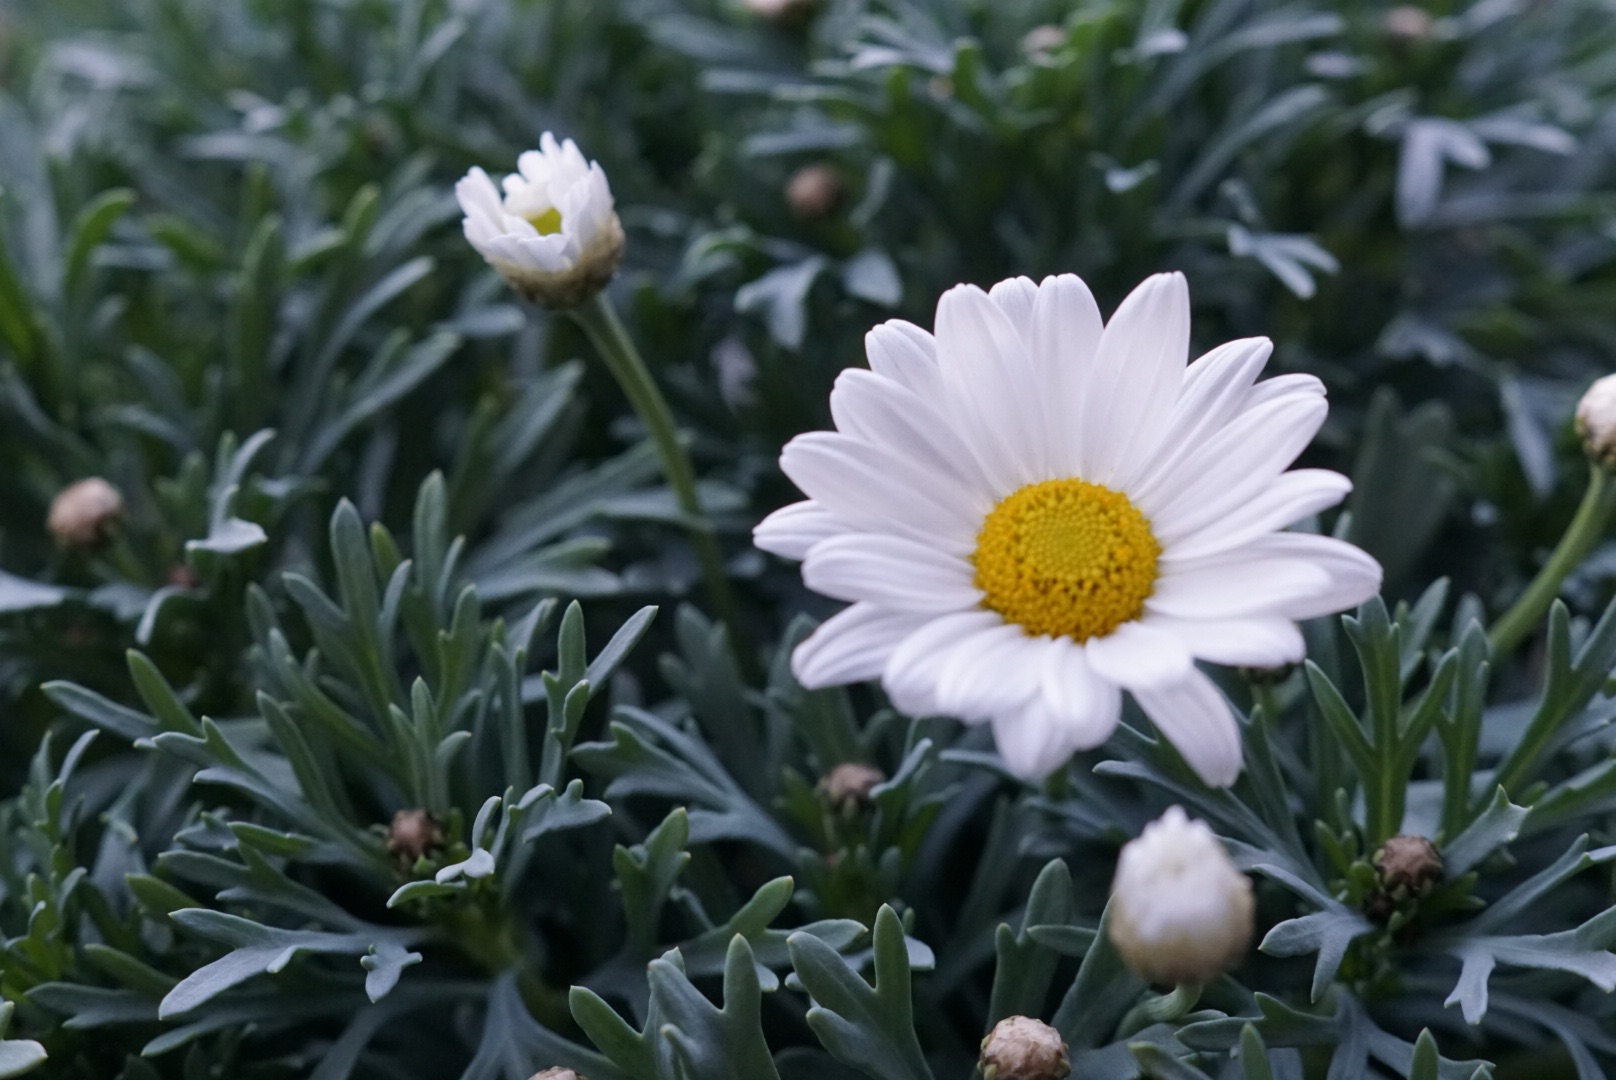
[978,1016,1070,1080]
[456,134,624,309]
[1108,806,1254,985]
[1576,374,1616,468]
[48,477,124,551]
[756,270,1381,786]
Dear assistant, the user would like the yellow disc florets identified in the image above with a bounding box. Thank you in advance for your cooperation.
[526,207,563,235]
[972,478,1161,641]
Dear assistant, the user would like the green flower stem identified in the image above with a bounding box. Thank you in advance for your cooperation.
[1488,463,1616,658]
[1117,982,1201,1038]
[569,292,744,645]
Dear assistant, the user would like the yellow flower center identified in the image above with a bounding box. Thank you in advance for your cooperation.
[526,207,563,235]
[971,478,1161,641]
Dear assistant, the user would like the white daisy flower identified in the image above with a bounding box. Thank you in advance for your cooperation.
[455,133,625,308]
[755,272,1381,786]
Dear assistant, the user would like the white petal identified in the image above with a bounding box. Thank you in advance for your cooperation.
[1244,372,1325,409]
[1040,637,1123,750]
[992,706,1075,780]
[456,167,507,221]
[1122,337,1272,497]
[1147,558,1332,622]
[792,604,929,687]
[1148,533,1381,622]
[1255,534,1383,620]
[883,611,1005,717]
[987,276,1039,329]
[1030,274,1105,477]
[933,623,1043,719]
[865,320,945,404]
[1144,393,1328,541]
[1078,273,1190,484]
[827,369,997,502]
[934,284,1047,488]
[511,232,574,272]
[802,534,980,612]
[1131,667,1244,787]
[1084,620,1192,689]
[1145,616,1305,668]
[1162,470,1351,561]
[754,501,841,560]
[779,432,981,554]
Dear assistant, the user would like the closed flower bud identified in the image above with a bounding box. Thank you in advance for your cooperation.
[818,762,885,809]
[1020,25,1066,59]
[48,478,124,551]
[456,134,624,309]
[528,1070,584,1080]
[1374,834,1443,898]
[1382,6,1435,40]
[978,1016,1070,1080]
[387,809,444,865]
[1576,374,1616,468]
[1108,806,1254,985]
[786,163,845,221]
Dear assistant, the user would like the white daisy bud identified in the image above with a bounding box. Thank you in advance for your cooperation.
[978,1016,1070,1080]
[1108,806,1253,985]
[1576,374,1616,468]
[527,1070,584,1080]
[456,134,625,309]
[48,477,124,551]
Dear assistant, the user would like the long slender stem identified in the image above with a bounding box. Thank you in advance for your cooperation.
[569,292,745,649]
[1488,464,1616,657]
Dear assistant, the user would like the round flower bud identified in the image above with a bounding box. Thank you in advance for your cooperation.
[1020,25,1066,59]
[1108,806,1254,985]
[1374,834,1443,898]
[1576,374,1616,468]
[786,163,845,221]
[456,134,625,309]
[978,1016,1070,1080]
[528,1070,584,1080]
[48,478,124,551]
[387,809,445,865]
[818,762,885,810]
[1382,6,1435,40]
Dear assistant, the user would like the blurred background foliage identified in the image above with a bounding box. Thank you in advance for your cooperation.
[2,0,1616,1077]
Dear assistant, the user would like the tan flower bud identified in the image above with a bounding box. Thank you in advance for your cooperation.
[48,478,124,551]
[1382,6,1435,40]
[1576,374,1616,468]
[978,1016,1070,1080]
[1108,806,1254,985]
[1020,25,1066,59]
[818,762,886,809]
[1374,834,1443,897]
[387,809,445,865]
[786,164,845,221]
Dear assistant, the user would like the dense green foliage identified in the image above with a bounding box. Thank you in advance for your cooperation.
[3,0,1616,1077]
